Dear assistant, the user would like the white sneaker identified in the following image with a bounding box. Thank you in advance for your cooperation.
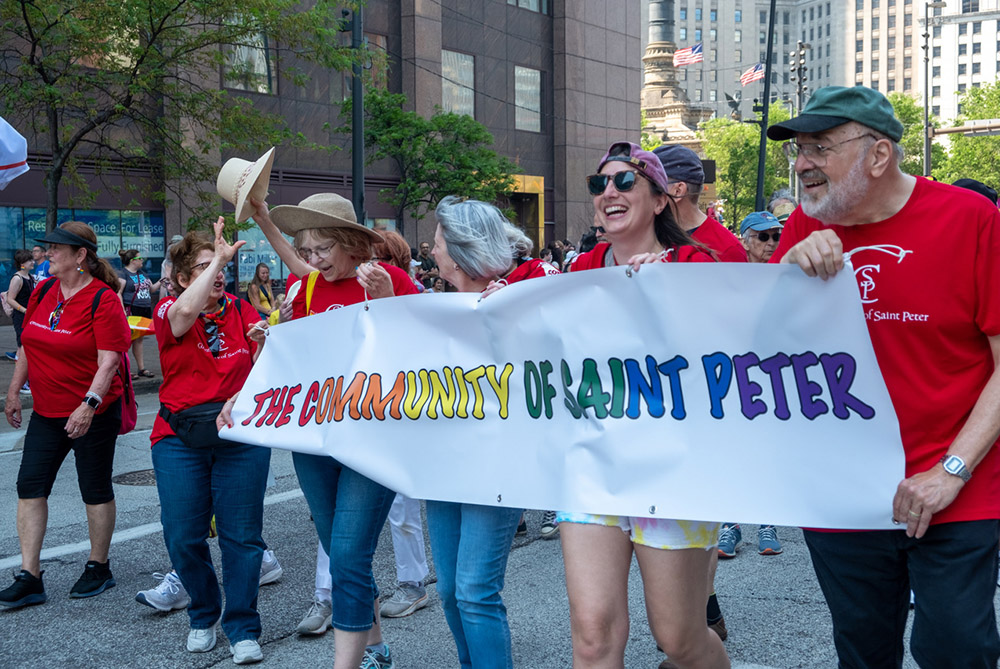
[259,549,283,586]
[296,598,332,635]
[187,623,217,653]
[135,570,190,611]
[230,639,263,665]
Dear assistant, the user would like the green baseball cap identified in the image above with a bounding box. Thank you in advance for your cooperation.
[767,86,904,142]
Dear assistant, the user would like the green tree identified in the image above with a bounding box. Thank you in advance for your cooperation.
[340,86,519,232]
[698,102,791,225]
[936,81,1000,186]
[640,109,660,152]
[0,0,360,230]
[886,92,946,176]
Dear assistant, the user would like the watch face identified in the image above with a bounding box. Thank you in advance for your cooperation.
[944,459,961,475]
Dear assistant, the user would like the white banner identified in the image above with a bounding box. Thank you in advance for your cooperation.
[225,263,904,530]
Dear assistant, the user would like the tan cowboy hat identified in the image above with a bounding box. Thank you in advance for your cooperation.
[269,193,382,242]
[216,147,276,224]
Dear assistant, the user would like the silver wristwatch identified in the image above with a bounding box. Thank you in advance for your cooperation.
[939,455,971,483]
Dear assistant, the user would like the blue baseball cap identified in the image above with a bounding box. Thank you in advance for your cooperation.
[652,144,705,184]
[739,211,782,235]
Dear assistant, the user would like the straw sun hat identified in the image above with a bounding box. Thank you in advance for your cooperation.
[216,147,276,223]
[269,193,382,242]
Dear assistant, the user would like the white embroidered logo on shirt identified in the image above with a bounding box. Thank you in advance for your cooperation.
[844,245,913,305]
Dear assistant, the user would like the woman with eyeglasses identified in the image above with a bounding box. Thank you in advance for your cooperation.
[561,142,729,669]
[0,222,130,610]
[425,195,558,669]
[117,249,161,379]
[224,193,417,669]
[150,219,271,663]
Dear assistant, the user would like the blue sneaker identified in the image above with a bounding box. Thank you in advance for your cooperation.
[4,351,16,362]
[717,523,741,559]
[758,525,783,555]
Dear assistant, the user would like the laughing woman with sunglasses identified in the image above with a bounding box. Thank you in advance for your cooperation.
[0,222,130,610]
[151,220,270,664]
[561,142,729,669]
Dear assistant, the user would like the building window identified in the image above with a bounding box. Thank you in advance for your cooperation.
[959,44,967,55]
[514,66,541,132]
[810,7,815,20]
[958,63,967,75]
[872,38,879,50]
[856,0,863,9]
[905,34,912,47]
[826,44,830,58]
[784,32,790,45]
[872,59,880,71]
[709,90,717,101]
[887,79,895,92]
[903,76,910,88]
[872,16,879,30]
[734,49,742,61]
[959,23,967,35]
[735,30,742,42]
[694,89,703,101]
[856,61,864,73]
[760,11,766,23]
[958,83,967,92]
[783,11,789,24]
[887,57,895,68]
[710,70,717,82]
[888,35,896,49]
[507,0,549,13]
[695,8,702,20]
[933,46,941,57]
[973,21,982,34]
[932,105,940,115]
[827,64,831,77]
[710,9,717,21]
[225,31,278,94]
[710,29,717,41]
[696,69,703,81]
[760,31,766,44]
[695,29,702,41]
[972,62,980,74]
[932,85,941,96]
[680,8,687,20]
[903,56,911,68]
[904,13,911,25]
[735,9,741,22]
[856,19,863,31]
[888,14,896,28]
[872,0,880,6]
[710,49,717,61]
[963,0,980,11]
[932,65,940,77]
[932,26,941,38]
[441,50,475,117]
[680,27,687,40]
[973,43,981,54]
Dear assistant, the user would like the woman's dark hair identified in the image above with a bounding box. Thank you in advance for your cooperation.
[648,181,715,259]
[170,232,215,295]
[14,249,32,268]
[546,244,564,268]
[60,221,121,288]
[118,249,140,265]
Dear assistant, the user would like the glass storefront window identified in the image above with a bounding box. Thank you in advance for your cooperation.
[237,222,294,296]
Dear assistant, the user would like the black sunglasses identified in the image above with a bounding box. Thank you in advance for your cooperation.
[586,171,645,196]
[754,231,781,242]
[203,319,220,357]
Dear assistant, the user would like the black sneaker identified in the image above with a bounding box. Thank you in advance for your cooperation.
[0,569,47,609]
[69,560,115,598]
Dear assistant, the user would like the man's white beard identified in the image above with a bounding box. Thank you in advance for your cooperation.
[800,152,871,223]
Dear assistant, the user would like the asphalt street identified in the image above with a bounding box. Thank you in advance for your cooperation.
[0,387,944,668]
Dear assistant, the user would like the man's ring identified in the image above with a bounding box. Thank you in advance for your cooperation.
[908,510,920,518]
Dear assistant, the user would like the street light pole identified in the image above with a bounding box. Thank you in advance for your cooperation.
[788,40,810,201]
[923,2,946,177]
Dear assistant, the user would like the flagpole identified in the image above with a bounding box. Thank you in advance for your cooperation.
[755,0,778,211]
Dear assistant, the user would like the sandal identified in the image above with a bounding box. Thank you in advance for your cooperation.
[131,373,139,381]
[138,369,155,378]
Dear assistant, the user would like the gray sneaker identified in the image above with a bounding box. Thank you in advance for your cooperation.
[380,582,428,618]
[258,549,283,586]
[296,598,332,635]
[136,570,190,611]
[540,511,559,539]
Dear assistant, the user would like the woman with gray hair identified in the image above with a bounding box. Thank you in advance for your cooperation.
[427,195,556,669]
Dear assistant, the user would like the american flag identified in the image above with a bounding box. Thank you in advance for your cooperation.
[673,43,704,67]
[740,63,765,86]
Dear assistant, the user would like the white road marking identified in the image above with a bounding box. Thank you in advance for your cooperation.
[0,489,304,569]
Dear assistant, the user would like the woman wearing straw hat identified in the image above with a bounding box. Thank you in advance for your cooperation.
[221,192,418,669]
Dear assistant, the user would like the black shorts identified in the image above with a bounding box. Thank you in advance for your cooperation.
[127,304,152,319]
[16,399,122,505]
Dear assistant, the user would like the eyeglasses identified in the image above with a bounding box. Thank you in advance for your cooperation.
[782,134,876,163]
[190,261,212,273]
[49,301,65,331]
[203,319,220,357]
[591,226,606,234]
[753,231,781,243]
[300,243,336,259]
[586,171,647,196]
[134,256,144,262]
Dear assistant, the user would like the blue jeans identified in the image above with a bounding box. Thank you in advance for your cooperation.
[804,520,1000,668]
[152,436,270,643]
[292,452,395,631]
[426,501,522,669]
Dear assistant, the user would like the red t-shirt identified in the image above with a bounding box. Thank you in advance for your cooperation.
[772,177,1000,525]
[21,278,131,418]
[285,273,300,294]
[506,258,561,283]
[151,294,260,445]
[292,263,418,318]
[690,215,748,262]
[570,242,715,271]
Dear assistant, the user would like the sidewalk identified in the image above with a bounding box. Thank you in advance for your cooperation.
[0,325,163,412]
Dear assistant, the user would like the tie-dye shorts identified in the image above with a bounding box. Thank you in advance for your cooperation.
[555,512,719,550]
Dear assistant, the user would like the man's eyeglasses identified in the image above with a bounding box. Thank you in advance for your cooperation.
[134,256,145,262]
[586,171,647,196]
[753,231,781,243]
[300,243,335,260]
[782,134,876,163]
[49,301,65,331]
[203,319,220,357]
